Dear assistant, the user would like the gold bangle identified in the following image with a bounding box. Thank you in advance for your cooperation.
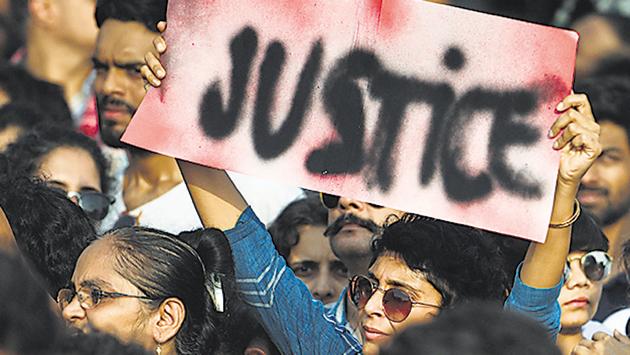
[549,199,581,229]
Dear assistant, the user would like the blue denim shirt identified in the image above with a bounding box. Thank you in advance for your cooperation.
[226,207,562,354]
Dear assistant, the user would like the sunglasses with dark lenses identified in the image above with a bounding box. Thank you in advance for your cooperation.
[564,251,612,283]
[349,275,440,323]
[50,187,114,221]
[319,192,384,209]
[57,285,155,310]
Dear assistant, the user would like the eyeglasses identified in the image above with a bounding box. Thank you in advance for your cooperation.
[564,251,612,283]
[349,275,440,323]
[57,285,155,310]
[319,192,384,209]
[69,191,114,221]
[50,187,114,221]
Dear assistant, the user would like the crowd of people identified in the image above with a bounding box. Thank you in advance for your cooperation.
[1,0,630,354]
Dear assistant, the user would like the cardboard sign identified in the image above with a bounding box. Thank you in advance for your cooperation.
[123,0,578,242]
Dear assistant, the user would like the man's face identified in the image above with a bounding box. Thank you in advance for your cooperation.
[573,15,625,78]
[325,196,404,267]
[93,19,156,148]
[578,121,630,226]
[286,224,348,305]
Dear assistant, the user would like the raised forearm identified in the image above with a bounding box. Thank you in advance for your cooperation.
[178,160,248,230]
[521,182,577,288]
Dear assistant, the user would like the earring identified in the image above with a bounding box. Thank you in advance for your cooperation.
[156,344,162,355]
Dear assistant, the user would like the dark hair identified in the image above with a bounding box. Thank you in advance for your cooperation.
[380,302,561,355]
[0,250,63,354]
[0,103,51,132]
[4,124,110,194]
[591,55,630,78]
[372,215,510,308]
[4,0,27,59]
[623,240,630,282]
[103,227,236,355]
[95,0,167,32]
[575,76,630,140]
[226,304,280,355]
[569,209,609,253]
[0,13,23,60]
[51,332,151,355]
[268,196,327,259]
[0,65,72,126]
[0,175,97,296]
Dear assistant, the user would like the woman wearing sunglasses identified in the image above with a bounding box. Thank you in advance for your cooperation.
[172,91,602,354]
[557,211,611,355]
[5,124,113,226]
[59,227,236,355]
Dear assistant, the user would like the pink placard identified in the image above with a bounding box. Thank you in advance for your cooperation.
[123,0,578,242]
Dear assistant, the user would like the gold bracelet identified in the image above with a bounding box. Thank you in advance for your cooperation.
[549,199,581,229]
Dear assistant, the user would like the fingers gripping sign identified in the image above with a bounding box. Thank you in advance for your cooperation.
[141,21,168,88]
[550,93,602,186]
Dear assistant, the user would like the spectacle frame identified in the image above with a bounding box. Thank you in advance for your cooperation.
[564,250,612,283]
[50,186,114,221]
[57,285,156,310]
[349,275,440,323]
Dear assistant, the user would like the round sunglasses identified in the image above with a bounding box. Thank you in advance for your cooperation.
[319,192,384,209]
[349,275,440,323]
[50,186,114,221]
[564,250,612,283]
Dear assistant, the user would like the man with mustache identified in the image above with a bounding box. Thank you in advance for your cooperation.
[92,0,197,233]
[576,76,630,321]
[320,196,404,340]
[95,0,302,233]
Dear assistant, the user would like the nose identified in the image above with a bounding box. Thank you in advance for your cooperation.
[337,196,368,213]
[581,161,601,187]
[363,287,385,319]
[99,68,124,97]
[311,273,335,304]
[61,294,87,326]
[566,262,589,289]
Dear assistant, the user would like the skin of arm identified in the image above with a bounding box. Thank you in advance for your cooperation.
[177,160,246,229]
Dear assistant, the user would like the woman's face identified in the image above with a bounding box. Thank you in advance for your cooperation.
[61,239,156,349]
[38,146,102,195]
[558,251,605,331]
[359,253,442,355]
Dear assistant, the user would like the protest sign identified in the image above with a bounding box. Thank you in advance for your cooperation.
[123,0,578,242]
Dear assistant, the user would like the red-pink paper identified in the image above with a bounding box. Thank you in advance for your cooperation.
[123,0,578,242]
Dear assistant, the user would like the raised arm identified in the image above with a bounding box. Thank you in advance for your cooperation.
[147,28,360,353]
[505,93,601,339]
[521,93,601,288]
